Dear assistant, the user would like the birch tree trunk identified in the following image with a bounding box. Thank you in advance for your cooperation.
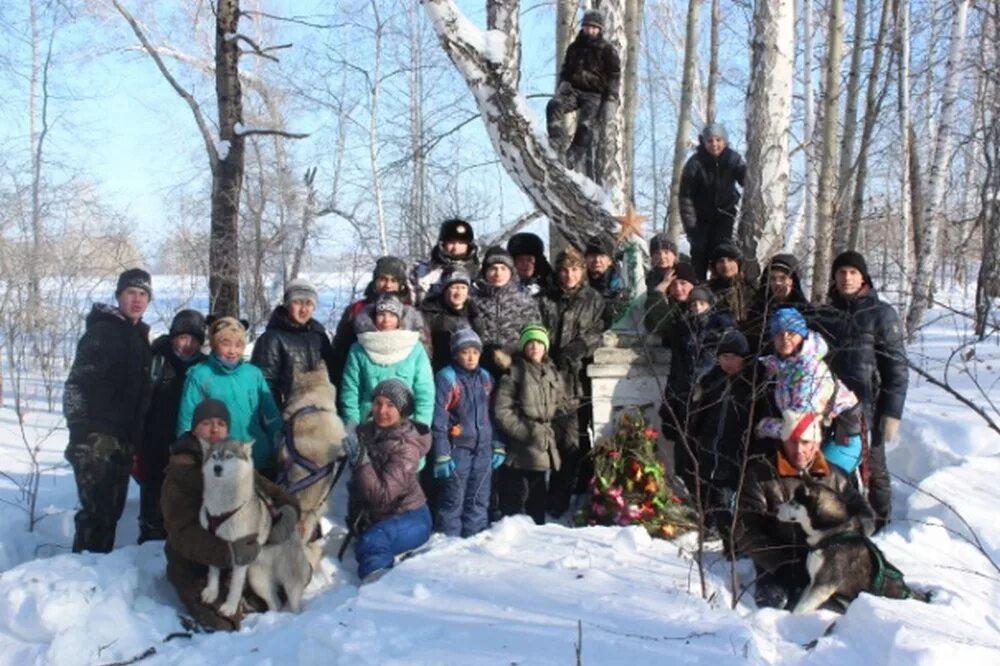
[796,0,817,284]
[706,0,720,123]
[895,0,912,310]
[906,0,969,334]
[810,0,844,302]
[408,0,428,257]
[623,0,643,202]
[833,0,866,252]
[741,0,795,263]
[666,0,703,236]
[555,0,575,71]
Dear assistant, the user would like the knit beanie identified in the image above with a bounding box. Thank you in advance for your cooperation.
[373,256,408,283]
[781,410,823,443]
[830,251,872,287]
[442,266,472,289]
[711,242,743,265]
[584,233,616,258]
[581,9,604,29]
[672,262,698,285]
[556,247,586,270]
[507,232,545,259]
[209,316,247,345]
[518,324,550,351]
[649,233,678,256]
[450,327,483,356]
[283,278,319,307]
[169,309,206,345]
[438,218,475,244]
[116,268,153,299]
[482,246,515,272]
[371,379,415,418]
[716,329,749,357]
[193,398,231,429]
[374,293,405,320]
[689,285,714,305]
[701,122,728,143]
[769,307,809,339]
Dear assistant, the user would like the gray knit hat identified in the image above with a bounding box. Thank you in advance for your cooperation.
[649,232,678,255]
[283,278,319,307]
[450,327,483,356]
[701,122,728,142]
[371,379,415,418]
[374,293,405,320]
[192,398,231,429]
[482,245,515,272]
[443,267,472,289]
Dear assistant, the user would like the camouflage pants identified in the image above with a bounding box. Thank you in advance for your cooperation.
[65,433,132,553]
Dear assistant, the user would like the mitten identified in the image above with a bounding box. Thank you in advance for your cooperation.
[879,416,900,442]
[434,456,457,479]
[491,448,506,470]
[228,534,261,566]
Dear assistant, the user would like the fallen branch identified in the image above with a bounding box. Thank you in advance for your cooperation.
[907,360,1000,436]
[97,647,156,666]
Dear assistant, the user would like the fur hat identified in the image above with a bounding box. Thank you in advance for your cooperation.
[193,398,231,429]
[711,242,743,265]
[700,122,728,143]
[371,379,415,418]
[450,327,483,356]
[649,233,677,256]
[438,218,474,244]
[769,307,809,339]
[584,233,616,258]
[283,278,319,307]
[442,266,472,289]
[116,268,152,299]
[556,247,587,270]
[689,285,714,305]
[519,324,550,351]
[581,9,604,29]
[374,293,405,320]
[831,250,872,287]
[209,316,247,345]
[716,329,749,357]
[373,256,408,283]
[781,410,823,443]
[482,245,515,272]
[672,262,698,285]
[169,309,206,345]
[507,232,545,259]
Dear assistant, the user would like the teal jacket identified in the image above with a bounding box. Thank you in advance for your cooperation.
[176,354,282,470]
[339,328,434,427]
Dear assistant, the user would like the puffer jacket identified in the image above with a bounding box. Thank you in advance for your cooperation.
[755,333,860,440]
[176,354,282,471]
[539,282,604,399]
[679,145,747,234]
[338,329,434,427]
[813,286,909,421]
[735,449,873,581]
[161,432,299,591]
[419,293,472,373]
[708,275,757,324]
[642,291,686,346]
[63,304,152,444]
[348,419,432,532]
[431,365,494,459]
[666,308,733,403]
[250,305,335,407]
[588,266,631,329]
[411,243,481,304]
[494,355,568,472]
[560,31,621,98]
[470,280,541,357]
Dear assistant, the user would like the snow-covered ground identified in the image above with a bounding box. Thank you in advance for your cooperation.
[0,288,998,665]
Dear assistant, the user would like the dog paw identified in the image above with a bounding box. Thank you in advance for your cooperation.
[200,587,219,604]
[218,600,240,617]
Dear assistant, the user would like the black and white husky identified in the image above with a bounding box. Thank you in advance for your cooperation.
[776,482,927,614]
[199,439,311,617]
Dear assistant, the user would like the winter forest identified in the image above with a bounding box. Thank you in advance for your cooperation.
[1,0,1000,664]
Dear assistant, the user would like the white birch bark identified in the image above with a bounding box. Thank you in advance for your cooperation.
[895,0,912,313]
[666,0,703,235]
[369,1,388,256]
[793,0,817,283]
[741,0,795,263]
[907,0,970,333]
[834,0,866,252]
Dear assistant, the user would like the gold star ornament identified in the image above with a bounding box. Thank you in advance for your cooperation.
[615,205,648,243]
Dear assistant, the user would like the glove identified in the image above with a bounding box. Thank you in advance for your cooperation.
[266,504,299,544]
[228,534,261,567]
[754,582,789,610]
[343,432,361,466]
[493,349,512,371]
[491,448,506,470]
[880,416,900,442]
[556,80,573,95]
[434,456,456,479]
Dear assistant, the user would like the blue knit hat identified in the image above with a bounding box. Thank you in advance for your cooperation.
[450,327,482,356]
[770,307,809,339]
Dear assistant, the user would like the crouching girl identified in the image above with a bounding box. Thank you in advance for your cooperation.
[345,379,433,582]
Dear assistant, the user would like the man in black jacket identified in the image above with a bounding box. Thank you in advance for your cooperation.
[679,123,747,280]
[64,268,153,553]
[546,10,621,170]
[813,251,908,530]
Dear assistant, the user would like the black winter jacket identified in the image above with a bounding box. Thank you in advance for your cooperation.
[539,283,605,399]
[813,287,909,422]
[708,275,758,324]
[470,280,540,358]
[141,336,205,466]
[419,293,472,373]
[250,305,335,407]
[63,304,152,444]
[679,146,747,235]
[560,32,621,98]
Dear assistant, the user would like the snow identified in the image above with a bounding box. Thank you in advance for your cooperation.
[1,284,999,664]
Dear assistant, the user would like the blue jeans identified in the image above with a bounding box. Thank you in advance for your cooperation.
[434,445,492,537]
[355,505,432,579]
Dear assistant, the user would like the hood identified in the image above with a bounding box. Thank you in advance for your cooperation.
[356,329,422,365]
[353,302,425,335]
[431,242,480,267]
[86,302,149,337]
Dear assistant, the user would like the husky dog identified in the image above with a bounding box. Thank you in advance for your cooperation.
[776,482,927,614]
[199,438,311,617]
[279,367,347,567]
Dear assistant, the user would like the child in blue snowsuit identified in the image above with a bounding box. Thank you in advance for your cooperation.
[431,328,504,537]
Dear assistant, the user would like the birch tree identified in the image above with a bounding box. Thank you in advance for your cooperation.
[741,0,795,262]
[666,0,702,236]
[833,0,866,252]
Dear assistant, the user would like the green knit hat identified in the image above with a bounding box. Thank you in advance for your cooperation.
[518,324,550,351]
